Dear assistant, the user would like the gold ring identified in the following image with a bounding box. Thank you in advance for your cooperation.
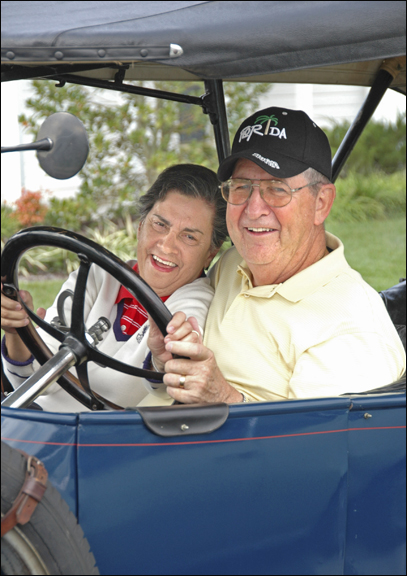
[179,375,186,388]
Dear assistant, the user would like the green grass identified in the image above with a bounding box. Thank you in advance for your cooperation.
[326,216,406,291]
[18,279,65,312]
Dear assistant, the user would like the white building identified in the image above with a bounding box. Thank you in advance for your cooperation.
[259,83,404,128]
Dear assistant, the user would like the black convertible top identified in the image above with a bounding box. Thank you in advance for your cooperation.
[1,1,406,91]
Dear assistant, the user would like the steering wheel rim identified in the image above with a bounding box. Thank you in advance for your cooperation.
[1,226,173,410]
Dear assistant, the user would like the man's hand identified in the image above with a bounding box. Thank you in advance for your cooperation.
[147,311,201,372]
[162,316,243,404]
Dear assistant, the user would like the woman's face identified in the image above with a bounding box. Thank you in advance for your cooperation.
[137,191,218,296]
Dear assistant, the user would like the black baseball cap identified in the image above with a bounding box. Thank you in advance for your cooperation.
[218,106,332,181]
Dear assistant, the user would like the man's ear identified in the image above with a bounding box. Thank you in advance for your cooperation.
[204,247,221,270]
[314,184,336,226]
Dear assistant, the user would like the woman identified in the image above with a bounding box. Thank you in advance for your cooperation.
[1,164,227,411]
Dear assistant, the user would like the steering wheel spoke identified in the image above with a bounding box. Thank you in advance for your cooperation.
[70,254,91,339]
[22,298,66,342]
[88,347,165,381]
[74,362,103,410]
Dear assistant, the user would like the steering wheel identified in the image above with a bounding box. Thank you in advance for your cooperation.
[1,226,173,410]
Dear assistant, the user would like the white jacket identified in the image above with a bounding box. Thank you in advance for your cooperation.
[2,264,214,412]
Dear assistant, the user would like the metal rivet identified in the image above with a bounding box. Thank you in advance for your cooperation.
[364,413,372,419]
[140,48,149,57]
[180,424,189,431]
[97,49,106,58]
[54,51,64,60]
[169,44,183,57]
[6,51,15,60]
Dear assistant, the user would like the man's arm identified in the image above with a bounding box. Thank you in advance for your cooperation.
[162,316,244,404]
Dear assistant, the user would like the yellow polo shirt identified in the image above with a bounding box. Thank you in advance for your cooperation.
[204,232,405,402]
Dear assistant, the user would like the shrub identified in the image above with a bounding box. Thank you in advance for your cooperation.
[12,188,47,227]
[326,112,406,177]
[1,203,20,241]
[329,169,406,222]
[16,220,138,277]
[44,195,97,231]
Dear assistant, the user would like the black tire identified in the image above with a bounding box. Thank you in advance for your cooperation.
[1,442,99,575]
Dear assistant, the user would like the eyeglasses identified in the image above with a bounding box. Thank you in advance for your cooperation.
[219,178,322,208]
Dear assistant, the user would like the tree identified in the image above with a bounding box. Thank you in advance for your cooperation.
[19,79,270,230]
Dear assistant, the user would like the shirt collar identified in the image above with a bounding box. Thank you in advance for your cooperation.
[236,232,349,302]
[115,262,140,303]
[115,262,206,303]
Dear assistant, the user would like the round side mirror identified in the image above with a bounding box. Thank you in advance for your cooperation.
[37,112,89,179]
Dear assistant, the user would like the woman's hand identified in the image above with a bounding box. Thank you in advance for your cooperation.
[147,311,201,372]
[1,285,46,333]
[1,283,46,361]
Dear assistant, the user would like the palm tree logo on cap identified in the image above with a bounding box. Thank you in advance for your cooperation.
[255,114,278,135]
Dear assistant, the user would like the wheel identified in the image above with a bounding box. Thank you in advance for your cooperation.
[1,441,99,575]
[1,226,173,410]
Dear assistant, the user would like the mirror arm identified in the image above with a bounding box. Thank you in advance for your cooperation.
[1,138,52,154]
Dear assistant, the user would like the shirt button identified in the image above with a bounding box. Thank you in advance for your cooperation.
[121,325,127,333]
[244,293,250,298]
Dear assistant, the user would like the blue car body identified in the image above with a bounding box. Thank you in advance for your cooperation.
[2,392,405,575]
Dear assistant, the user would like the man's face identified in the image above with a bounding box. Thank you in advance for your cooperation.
[226,159,324,286]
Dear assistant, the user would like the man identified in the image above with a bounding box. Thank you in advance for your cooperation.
[152,106,406,404]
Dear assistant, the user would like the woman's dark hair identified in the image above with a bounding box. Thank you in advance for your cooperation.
[137,164,228,250]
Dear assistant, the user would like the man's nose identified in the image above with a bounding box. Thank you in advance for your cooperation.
[245,185,271,217]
